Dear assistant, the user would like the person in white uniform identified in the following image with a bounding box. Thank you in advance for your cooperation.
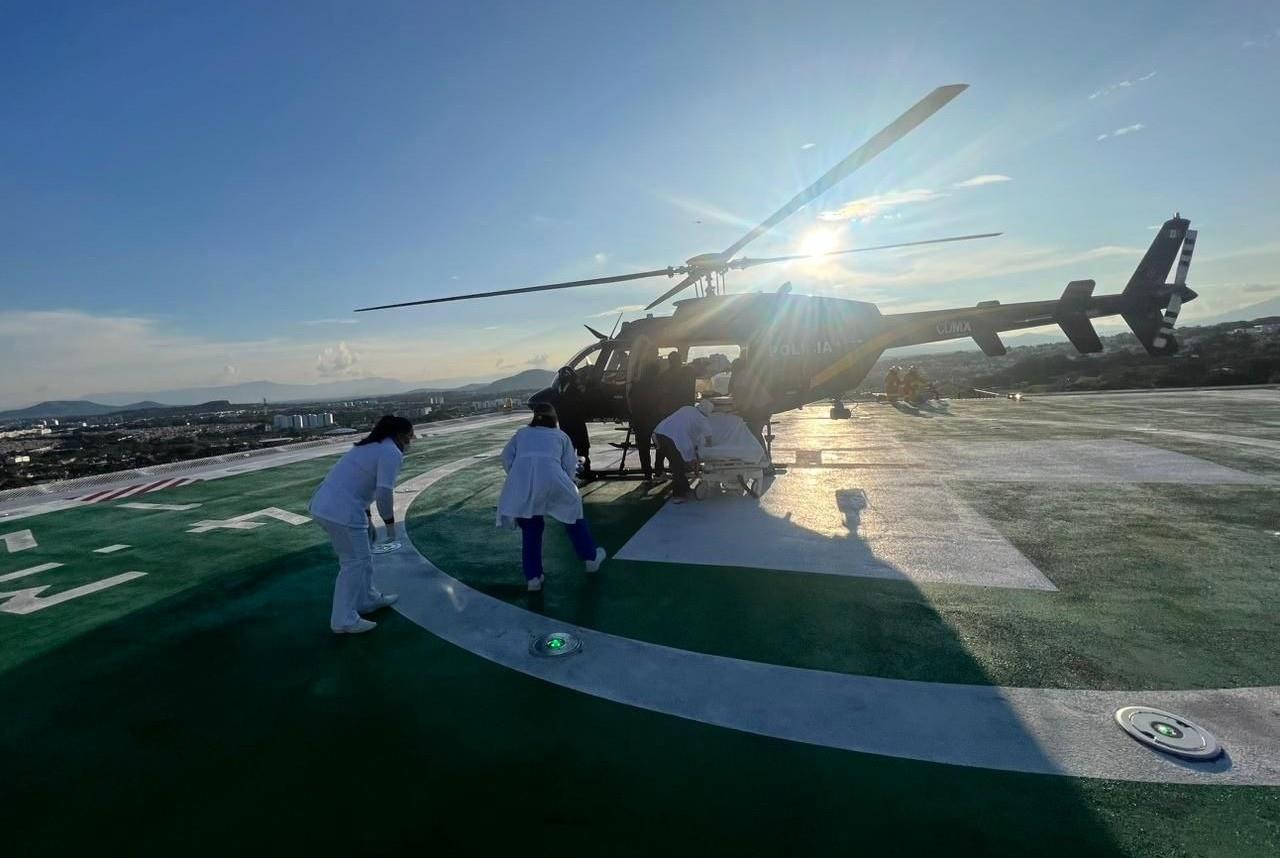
[654,399,714,501]
[310,415,415,633]
[496,403,606,591]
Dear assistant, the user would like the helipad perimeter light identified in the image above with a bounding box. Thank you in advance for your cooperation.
[1114,706,1222,761]
[371,541,402,554]
[531,631,582,658]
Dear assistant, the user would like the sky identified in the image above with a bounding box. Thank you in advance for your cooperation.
[2,0,1278,409]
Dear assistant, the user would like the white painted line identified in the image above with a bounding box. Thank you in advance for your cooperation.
[1,529,37,553]
[119,502,203,511]
[0,562,63,583]
[186,506,310,534]
[374,454,1280,786]
[93,544,131,554]
[0,571,147,615]
[187,520,264,532]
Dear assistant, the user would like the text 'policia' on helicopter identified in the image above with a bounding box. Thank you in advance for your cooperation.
[355,84,1200,433]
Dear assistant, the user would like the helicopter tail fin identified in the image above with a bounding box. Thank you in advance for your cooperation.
[1121,216,1196,355]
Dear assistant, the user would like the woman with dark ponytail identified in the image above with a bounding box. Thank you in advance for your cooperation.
[310,415,415,633]
[496,403,605,591]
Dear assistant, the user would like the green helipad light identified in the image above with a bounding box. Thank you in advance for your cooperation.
[530,631,582,658]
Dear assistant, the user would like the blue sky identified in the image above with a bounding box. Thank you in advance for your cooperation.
[2,1,1278,408]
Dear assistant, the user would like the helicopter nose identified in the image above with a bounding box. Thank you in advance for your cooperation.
[526,386,557,408]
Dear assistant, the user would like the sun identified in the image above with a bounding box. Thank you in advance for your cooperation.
[796,226,840,257]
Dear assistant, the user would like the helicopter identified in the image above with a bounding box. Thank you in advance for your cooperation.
[357,84,1199,469]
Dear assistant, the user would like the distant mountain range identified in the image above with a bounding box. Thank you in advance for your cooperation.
[2,369,558,421]
[1189,295,1280,327]
[408,369,554,396]
[0,400,166,420]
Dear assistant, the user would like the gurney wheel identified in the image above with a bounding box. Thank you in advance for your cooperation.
[693,480,710,501]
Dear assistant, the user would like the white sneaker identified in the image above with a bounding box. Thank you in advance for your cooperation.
[331,618,377,634]
[585,547,607,573]
[527,576,544,592]
[360,593,399,613]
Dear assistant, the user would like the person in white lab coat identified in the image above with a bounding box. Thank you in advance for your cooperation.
[310,415,415,634]
[496,403,606,591]
[654,399,714,501]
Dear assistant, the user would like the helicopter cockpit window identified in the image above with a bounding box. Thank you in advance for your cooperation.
[600,348,630,385]
[565,343,603,371]
[558,343,603,393]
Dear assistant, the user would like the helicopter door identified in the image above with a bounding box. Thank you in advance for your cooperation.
[593,344,631,419]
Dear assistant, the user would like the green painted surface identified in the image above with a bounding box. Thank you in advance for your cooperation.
[2,404,1278,855]
[2,539,1276,856]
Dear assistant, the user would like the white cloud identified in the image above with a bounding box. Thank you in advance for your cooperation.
[593,253,608,265]
[316,341,359,376]
[525,354,549,367]
[300,318,359,325]
[819,188,947,222]
[800,142,816,150]
[1097,123,1144,141]
[952,174,1012,188]
[1088,73,1155,99]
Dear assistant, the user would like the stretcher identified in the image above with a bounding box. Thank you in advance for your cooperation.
[693,412,768,500]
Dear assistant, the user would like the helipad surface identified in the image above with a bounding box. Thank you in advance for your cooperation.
[2,393,1278,855]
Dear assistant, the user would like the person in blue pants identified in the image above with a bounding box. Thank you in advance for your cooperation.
[496,403,607,591]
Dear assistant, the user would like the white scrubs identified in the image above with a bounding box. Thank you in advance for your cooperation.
[309,438,404,629]
[495,426,584,528]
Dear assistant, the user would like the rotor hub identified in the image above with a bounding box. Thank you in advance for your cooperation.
[684,252,730,274]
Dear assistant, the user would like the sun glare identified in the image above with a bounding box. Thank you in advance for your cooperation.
[797,226,840,257]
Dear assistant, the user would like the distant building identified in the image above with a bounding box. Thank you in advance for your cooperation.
[290,415,303,431]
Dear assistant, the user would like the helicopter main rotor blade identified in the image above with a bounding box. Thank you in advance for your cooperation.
[354,267,684,312]
[717,84,969,263]
[643,272,699,312]
[728,232,1003,270]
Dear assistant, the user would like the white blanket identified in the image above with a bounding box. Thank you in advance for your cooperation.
[702,413,766,466]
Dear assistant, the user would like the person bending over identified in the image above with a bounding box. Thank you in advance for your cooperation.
[309,415,414,634]
[653,399,714,502]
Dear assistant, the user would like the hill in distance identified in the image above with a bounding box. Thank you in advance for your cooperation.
[405,369,555,397]
[0,400,166,421]
[1190,294,1280,327]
